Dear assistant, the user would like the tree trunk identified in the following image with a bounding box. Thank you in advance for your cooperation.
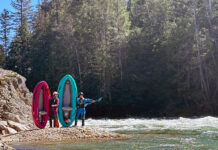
[192,0,209,99]
[74,45,82,88]
[116,0,123,81]
[55,0,59,25]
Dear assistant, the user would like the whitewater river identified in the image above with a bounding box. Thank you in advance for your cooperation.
[14,117,218,149]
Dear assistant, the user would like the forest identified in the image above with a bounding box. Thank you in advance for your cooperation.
[0,0,218,118]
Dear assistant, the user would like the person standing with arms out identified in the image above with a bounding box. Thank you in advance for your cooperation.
[75,92,96,126]
[49,91,59,128]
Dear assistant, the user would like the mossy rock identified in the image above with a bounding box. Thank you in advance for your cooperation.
[0,78,11,82]
[6,74,17,78]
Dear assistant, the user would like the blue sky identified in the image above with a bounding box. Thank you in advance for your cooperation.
[0,0,38,12]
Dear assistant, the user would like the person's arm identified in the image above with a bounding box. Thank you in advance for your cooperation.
[52,98,59,107]
[76,98,79,107]
[85,98,96,104]
[55,98,59,107]
[76,98,79,103]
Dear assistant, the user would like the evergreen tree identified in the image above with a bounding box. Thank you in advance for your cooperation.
[7,0,32,76]
[7,20,31,76]
[0,9,12,51]
[11,0,33,26]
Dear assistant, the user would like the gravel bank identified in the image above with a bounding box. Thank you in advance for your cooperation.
[1,127,129,145]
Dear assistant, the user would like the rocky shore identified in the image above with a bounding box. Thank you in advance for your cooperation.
[2,127,128,145]
[0,127,129,150]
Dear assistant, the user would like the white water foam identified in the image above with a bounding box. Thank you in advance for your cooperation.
[84,116,218,131]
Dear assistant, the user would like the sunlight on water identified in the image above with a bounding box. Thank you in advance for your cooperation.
[14,117,218,150]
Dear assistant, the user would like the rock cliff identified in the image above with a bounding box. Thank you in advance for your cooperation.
[0,68,33,135]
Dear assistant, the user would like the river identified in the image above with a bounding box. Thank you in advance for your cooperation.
[14,116,218,149]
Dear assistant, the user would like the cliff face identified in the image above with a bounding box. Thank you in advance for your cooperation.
[0,68,33,135]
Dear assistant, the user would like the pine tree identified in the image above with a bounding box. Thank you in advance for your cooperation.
[0,9,12,52]
[11,0,33,26]
[7,20,31,75]
[7,0,33,76]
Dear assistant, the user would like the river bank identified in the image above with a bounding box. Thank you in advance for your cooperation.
[1,127,129,148]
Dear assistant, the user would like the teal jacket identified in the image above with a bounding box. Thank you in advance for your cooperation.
[76,98,92,109]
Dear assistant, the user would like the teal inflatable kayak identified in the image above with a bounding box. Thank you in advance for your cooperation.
[57,75,77,127]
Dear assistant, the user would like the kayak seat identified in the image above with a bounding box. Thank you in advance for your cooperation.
[39,110,47,116]
[62,106,73,112]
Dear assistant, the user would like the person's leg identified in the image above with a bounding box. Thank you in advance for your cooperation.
[53,118,55,127]
[82,110,85,126]
[75,109,81,126]
[54,115,59,128]
[49,118,52,128]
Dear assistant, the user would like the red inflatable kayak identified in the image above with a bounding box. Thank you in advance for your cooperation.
[32,81,50,128]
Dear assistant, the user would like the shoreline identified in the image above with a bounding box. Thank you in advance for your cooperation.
[1,127,129,148]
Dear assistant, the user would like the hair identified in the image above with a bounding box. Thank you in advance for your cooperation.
[53,91,58,95]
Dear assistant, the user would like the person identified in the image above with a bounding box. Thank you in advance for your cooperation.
[75,92,96,126]
[49,91,59,128]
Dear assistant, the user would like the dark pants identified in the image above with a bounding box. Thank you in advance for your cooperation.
[49,116,57,127]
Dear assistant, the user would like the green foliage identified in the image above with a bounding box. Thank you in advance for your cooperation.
[123,0,218,116]
[0,45,5,67]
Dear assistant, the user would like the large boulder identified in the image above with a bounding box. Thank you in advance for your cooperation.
[2,113,23,124]
[0,121,17,135]
[0,121,7,134]
[0,68,34,135]
[6,127,17,135]
[7,120,29,132]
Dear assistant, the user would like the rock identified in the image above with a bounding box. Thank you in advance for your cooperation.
[6,127,17,134]
[0,121,8,132]
[2,143,15,150]
[0,68,34,135]
[0,100,7,105]
[0,121,7,127]
[1,130,6,135]
[7,121,28,132]
[0,142,3,147]
[2,113,23,124]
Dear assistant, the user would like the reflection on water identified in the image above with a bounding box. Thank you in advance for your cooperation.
[13,116,218,150]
